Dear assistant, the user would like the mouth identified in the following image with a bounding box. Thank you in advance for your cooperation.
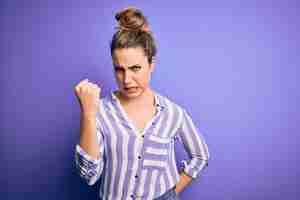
[124,87,138,92]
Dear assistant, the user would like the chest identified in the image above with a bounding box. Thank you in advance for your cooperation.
[123,105,157,133]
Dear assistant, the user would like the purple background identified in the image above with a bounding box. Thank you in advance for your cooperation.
[1,1,299,199]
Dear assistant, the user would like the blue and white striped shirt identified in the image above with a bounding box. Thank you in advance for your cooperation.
[74,91,209,200]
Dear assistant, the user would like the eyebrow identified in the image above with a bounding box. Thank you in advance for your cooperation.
[128,65,141,69]
[114,64,141,69]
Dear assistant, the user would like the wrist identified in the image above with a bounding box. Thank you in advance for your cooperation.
[81,110,97,118]
[174,185,179,194]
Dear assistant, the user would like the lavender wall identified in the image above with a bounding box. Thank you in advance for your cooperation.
[1,1,299,199]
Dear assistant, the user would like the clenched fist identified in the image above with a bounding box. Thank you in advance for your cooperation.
[74,79,101,116]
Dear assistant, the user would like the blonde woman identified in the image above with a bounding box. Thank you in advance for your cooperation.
[74,7,209,200]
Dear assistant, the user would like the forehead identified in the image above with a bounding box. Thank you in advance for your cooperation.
[113,47,147,67]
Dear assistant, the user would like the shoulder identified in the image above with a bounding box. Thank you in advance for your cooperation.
[99,91,117,109]
[95,92,115,129]
[100,93,112,106]
[155,92,185,114]
[96,92,114,119]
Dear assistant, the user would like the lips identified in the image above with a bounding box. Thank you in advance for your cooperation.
[124,87,137,92]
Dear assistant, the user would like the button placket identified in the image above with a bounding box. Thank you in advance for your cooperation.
[129,135,145,199]
[134,134,145,182]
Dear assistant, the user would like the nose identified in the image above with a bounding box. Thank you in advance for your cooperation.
[124,70,132,85]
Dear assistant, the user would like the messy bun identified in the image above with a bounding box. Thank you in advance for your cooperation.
[115,7,150,32]
[110,7,157,64]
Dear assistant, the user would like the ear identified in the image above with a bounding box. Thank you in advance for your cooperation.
[149,56,155,73]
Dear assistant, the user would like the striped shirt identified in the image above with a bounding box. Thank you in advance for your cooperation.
[74,91,209,200]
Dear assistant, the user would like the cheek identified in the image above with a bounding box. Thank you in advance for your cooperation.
[114,73,123,85]
[139,72,151,85]
[114,72,122,80]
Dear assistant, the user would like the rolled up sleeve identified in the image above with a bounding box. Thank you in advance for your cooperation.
[74,118,105,186]
[178,109,210,179]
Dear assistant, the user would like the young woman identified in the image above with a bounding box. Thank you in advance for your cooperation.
[74,7,209,200]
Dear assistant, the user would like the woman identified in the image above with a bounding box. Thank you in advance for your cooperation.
[74,7,209,200]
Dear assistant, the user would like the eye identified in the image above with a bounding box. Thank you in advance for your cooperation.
[130,65,141,72]
[114,67,123,72]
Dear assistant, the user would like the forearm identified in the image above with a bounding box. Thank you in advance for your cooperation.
[175,171,193,194]
[79,112,100,160]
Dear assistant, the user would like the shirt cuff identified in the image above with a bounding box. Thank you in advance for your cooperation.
[76,144,101,165]
[75,144,104,185]
[180,159,208,179]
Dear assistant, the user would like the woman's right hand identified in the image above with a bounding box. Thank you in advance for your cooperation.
[74,79,101,116]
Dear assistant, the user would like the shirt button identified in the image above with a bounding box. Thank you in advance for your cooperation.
[130,194,134,198]
[138,156,142,159]
[141,135,145,138]
[135,175,138,178]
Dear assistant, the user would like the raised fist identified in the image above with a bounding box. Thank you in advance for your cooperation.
[74,79,101,116]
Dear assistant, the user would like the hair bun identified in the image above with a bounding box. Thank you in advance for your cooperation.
[115,7,150,32]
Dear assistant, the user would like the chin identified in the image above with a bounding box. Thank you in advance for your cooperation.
[121,88,143,99]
